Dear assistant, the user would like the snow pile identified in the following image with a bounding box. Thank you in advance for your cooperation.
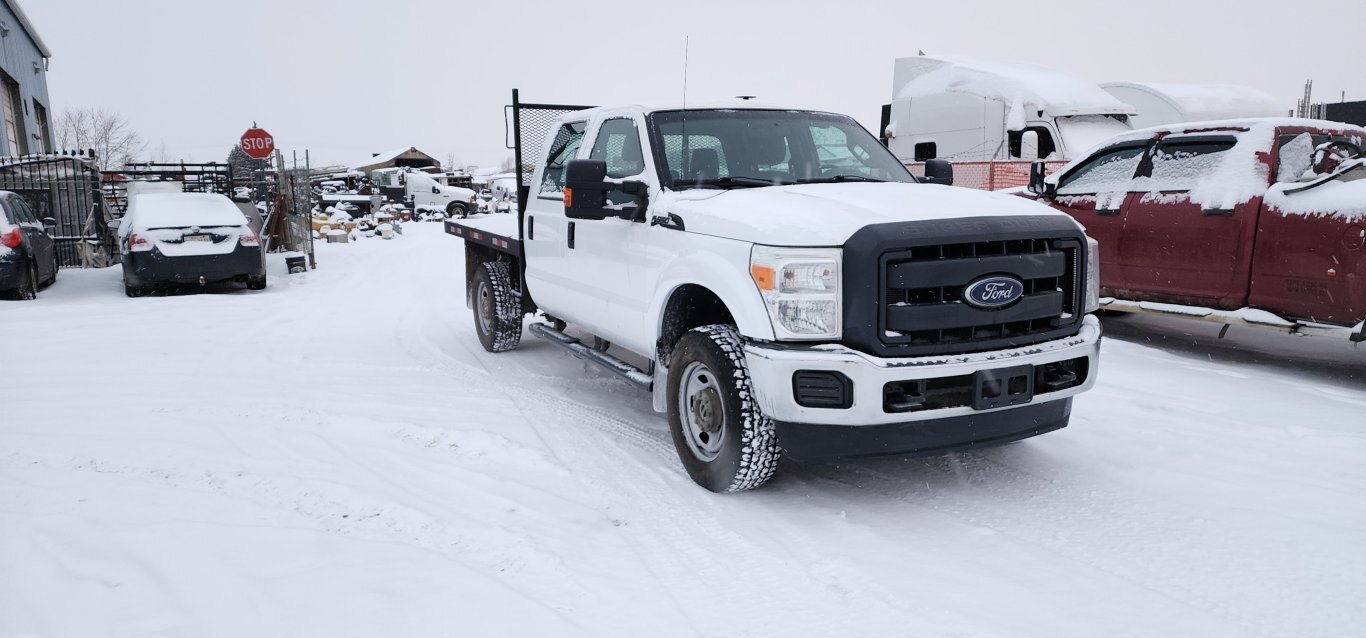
[893,56,1135,117]
[122,193,249,234]
[2,224,1365,637]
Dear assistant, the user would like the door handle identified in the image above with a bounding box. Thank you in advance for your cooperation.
[1202,208,1235,216]
[1096,209,1121,216]
[567,221,575,249]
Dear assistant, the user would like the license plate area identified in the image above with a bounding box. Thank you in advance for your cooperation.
[973,364,1034,410]
[182,234,212,243]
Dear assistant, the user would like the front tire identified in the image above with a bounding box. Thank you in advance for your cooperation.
[666,325,781,492]
[124,282,148,298]
[472,261,522,352]
[447,202,468,218]
[246,275,267,290]
[44,253,58,286]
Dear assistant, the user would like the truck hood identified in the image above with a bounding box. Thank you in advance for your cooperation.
[658,182,1077,246]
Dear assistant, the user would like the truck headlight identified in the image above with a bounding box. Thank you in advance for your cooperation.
[1084,236,1100,314]
[750,245,841,340]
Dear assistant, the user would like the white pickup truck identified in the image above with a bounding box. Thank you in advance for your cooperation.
[372,167,479,217]
[446,93,1102,492]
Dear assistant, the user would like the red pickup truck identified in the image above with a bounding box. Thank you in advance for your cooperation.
[1026,118,1366,341]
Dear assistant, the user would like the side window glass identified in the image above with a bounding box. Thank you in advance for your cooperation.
[540,121,587,196]
[1140,139,1237,192]
[1057,145,1146,195]
[12,198,36,224]
[588,118,645,179]
[1276,134,1318,183]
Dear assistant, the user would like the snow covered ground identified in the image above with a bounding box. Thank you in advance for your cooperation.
[2,223,1363,638]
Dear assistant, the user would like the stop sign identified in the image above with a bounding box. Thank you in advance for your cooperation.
[240,127,275,160]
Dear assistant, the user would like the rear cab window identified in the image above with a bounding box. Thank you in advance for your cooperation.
[1138,136,1239,192]
[539,120,588,198]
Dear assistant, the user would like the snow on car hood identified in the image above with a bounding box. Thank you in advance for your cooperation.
[658,182,1077,246]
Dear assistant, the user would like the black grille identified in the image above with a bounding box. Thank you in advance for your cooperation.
[881,238,1082,355]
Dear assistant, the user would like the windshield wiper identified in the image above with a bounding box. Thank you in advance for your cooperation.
[796,174,886,184]
[682,176,777,190]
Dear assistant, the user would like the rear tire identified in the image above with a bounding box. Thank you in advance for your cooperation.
[124,282,147,298]
[246,275,267,290]
[471,261,522,352]
[15,261,38,300]
[666,325,781,493]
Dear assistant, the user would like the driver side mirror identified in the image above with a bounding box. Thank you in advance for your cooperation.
[923,158,953,186]
[564,159,648,221]
[432,186,441,194]
[42,217,57,229]
[1028,160,1055,198]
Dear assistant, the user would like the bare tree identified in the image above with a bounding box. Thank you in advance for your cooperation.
[54,107,147,170]
[445,152,456,170]
[500,155,517,173]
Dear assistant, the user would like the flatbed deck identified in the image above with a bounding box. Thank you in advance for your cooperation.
[444,214,520,256]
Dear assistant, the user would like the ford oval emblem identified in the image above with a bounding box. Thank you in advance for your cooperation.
[963,276,1024,309]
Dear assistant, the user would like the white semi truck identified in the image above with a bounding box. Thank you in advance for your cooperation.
[883,56,1135,164]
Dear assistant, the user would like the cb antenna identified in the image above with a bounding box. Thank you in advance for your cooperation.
[682,36,691,182]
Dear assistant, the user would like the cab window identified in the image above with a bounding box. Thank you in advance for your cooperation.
[540,121,587,196]
[1140,137,1238,192]
[589,118,646,179]
[1056,144,1146,195]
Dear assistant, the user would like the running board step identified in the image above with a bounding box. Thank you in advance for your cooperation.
[529,322,653,390]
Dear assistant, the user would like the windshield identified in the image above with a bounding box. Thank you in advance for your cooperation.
[1056,115,1133,158]
[648,109,915,190]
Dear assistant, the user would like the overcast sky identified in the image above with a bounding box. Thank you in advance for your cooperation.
[25,0,1366,169]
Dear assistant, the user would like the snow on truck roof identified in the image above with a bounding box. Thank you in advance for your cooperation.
[1097,117,1366,146]
[892,56,1136,117]
[1100,82,1282,122]
[560,101,817,119]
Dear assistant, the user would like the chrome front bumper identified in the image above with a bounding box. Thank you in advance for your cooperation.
[745,315,1102,426]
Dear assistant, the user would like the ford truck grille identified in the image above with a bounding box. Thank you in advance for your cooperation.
[841,216,1089,358]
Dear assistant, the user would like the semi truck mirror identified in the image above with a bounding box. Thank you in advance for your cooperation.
[924,159,954,186]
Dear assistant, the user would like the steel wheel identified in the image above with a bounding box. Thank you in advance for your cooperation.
[678,360,726,462]
[476,279,493,335]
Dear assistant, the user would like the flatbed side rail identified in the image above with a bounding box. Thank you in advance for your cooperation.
[444,218,519,256]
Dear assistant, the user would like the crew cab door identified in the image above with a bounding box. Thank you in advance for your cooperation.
[1251,130,1366,325]
[1119,134,1262,309]
[562,115,659,352]
[1043,141,1148,295]
[523,119,588,320]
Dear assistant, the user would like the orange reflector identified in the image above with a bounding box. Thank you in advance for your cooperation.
[751,265,775,291]
[563,188,573,208]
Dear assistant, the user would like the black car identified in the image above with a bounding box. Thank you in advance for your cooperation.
[0,191,59,300]
[118,192,266,297]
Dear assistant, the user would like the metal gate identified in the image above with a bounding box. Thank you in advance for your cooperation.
[0,154,115,267]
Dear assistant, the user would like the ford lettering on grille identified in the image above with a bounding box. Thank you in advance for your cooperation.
[963,276,1024,308]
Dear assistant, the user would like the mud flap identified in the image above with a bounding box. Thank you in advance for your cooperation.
[652,360,668,412]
